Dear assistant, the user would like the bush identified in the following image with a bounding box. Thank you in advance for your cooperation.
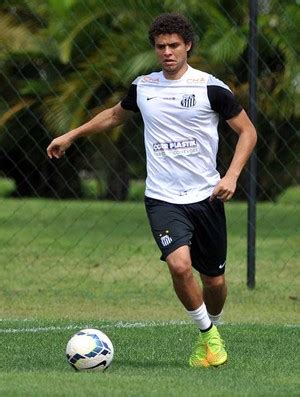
[0,178,15,197]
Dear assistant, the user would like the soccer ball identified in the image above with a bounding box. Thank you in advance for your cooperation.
[66,328,114,371]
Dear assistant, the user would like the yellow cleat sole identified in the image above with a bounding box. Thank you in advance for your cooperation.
[189,359,210,368]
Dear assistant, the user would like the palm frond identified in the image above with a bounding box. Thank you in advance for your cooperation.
[42,77,102,135]
[0,13,45,56]
[121,50,158,83]
[59,10,107,64]
[0,99,35,129]
[202,26,247,64]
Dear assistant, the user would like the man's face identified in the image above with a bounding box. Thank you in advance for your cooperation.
[154,33,191,77]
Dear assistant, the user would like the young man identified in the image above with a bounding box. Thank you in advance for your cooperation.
[47,13,257,367]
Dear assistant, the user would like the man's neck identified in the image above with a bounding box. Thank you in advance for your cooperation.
[163,63,189,80]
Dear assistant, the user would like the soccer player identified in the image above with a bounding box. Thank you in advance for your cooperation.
[47,13,257,367]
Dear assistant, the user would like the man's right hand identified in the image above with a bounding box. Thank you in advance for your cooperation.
[47,135,73,159]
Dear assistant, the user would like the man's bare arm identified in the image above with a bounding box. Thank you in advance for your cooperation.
[47,102,132,159]
[210,109,257,202]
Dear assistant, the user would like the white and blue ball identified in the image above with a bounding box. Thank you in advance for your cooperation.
[66,328,114,371]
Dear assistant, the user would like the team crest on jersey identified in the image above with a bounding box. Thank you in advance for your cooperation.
[159,230,173,247]
[181,94,196,108]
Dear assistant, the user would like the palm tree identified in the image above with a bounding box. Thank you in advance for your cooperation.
[41,0,165,200]
[189,0,300,200]
[0,0,164,199]
[0,0,298,200]
[0,0,85,197]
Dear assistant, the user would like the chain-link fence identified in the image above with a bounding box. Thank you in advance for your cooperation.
[0,0,299,320]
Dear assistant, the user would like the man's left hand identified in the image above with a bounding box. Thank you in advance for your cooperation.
[210,175,238,202]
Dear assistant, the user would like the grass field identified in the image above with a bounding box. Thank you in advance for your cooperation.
[1,320,299,397]
[0,188,299,396]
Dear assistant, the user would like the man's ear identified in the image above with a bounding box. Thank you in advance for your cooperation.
[186,42,192,52]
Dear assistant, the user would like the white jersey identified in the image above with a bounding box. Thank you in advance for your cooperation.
[121,65,242,204]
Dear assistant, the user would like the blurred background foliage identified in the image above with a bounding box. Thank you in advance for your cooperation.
[0,0,299,200]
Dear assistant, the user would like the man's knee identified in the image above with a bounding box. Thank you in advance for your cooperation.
[168,260,192,279]
[166,246,192,279]
[201,274,226,288]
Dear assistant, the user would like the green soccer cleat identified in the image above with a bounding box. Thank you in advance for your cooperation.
[202,325,228,367]
[189,325,228,368]
[189,333,209,368]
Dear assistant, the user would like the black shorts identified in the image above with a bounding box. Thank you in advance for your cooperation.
[145,196,227,277]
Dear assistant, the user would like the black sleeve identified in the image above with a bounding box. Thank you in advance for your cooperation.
[120,84,140,113]
[207,85,242,120]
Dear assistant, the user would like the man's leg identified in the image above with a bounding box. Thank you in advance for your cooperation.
[166,245,203,310]
[166,245,227,367]
[200,273,227,325]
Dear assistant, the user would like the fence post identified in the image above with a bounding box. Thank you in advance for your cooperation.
[247,0,258,289]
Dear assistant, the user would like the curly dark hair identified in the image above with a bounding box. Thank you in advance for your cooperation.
[148,13,195,57]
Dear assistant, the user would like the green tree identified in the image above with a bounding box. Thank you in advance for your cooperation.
[0,0,299,200]
[0,0,85,197]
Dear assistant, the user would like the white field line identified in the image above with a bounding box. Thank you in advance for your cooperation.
[0,320,191,334]
[0,319,299,334]
[0,318,36,322]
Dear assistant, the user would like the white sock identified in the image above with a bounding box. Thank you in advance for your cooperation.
[187,303,212,331]
[208,310,223,326]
